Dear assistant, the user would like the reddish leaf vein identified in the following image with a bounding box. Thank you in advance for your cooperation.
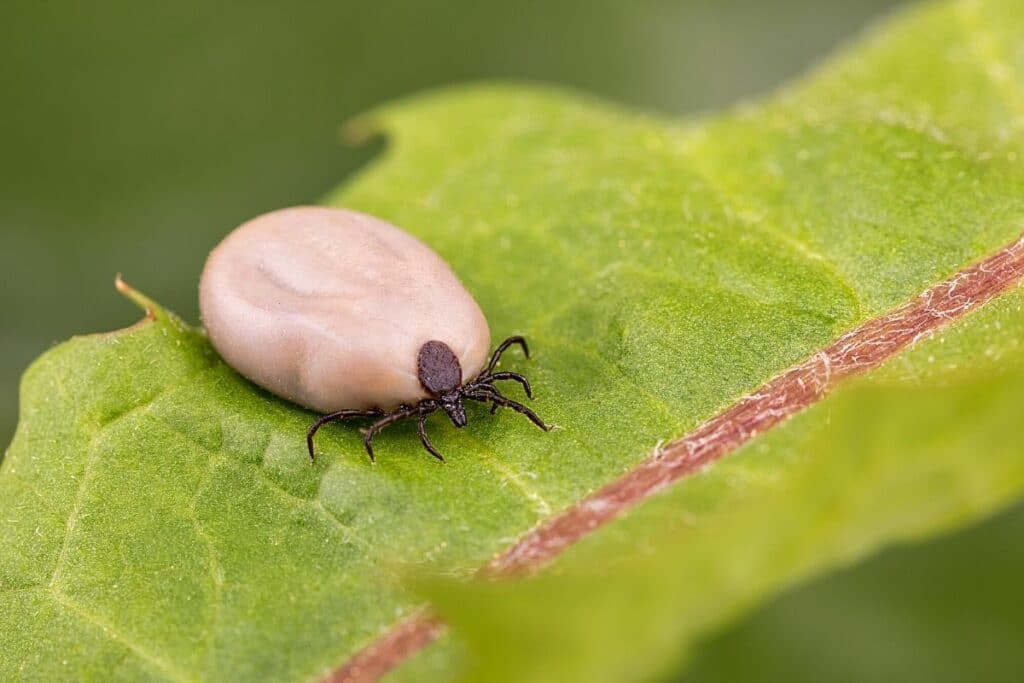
[325,234,1024,683]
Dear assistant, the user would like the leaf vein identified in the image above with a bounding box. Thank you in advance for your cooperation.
[188,458,223,670]
[49,588,191,682]
[47,362,217,590]
[675,133,866,318]
[151,413,374,553]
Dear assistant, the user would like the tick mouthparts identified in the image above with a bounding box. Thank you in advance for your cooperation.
[443,400,467,428]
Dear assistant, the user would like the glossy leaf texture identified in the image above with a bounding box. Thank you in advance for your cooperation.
[2,0,1024,681]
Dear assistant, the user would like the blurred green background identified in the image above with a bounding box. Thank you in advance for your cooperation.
[4,1,1022,681]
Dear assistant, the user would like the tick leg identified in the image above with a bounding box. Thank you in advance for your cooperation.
[361,407,420,463]
[307,409,384,461]
[469,384,511,412]
[417,414,445,463]
[484,335,529,374]
[467,383,503,404]
[491,395,553,432]
[479,371,533,399]
[468,384,500,414]
[467,391,553,432]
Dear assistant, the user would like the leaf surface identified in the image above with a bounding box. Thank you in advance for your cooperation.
[417,284,1024,683]
[2,0,1024,680]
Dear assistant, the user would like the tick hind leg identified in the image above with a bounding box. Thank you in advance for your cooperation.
[307,409,384,461]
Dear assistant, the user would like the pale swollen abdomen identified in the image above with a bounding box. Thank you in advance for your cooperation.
[199,206,491,413]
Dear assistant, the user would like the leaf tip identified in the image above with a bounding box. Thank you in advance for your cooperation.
[114,274,161,322]
[339,113,383,147]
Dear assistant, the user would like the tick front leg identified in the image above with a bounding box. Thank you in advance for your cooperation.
[417,414,445,463]
[307,409,384,461]
[466,384,502,412]
[493,395,552,432]
[467,391,553,432]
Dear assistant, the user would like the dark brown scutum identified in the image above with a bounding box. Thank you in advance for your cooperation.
[417,340,462,396]
[324,234,1024,683]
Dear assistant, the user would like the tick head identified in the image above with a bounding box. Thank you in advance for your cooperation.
[417,340,463,396]
[440,395,467,428]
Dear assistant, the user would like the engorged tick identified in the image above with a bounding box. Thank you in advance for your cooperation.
[198,206,552,463]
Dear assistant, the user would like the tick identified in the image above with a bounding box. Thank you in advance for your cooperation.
[199,206,553,463]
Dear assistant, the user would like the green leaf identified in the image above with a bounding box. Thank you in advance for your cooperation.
[2,0,1023,681]
[417,283,1024,683]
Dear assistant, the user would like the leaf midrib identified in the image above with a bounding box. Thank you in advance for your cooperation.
[328,231,1024,683]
